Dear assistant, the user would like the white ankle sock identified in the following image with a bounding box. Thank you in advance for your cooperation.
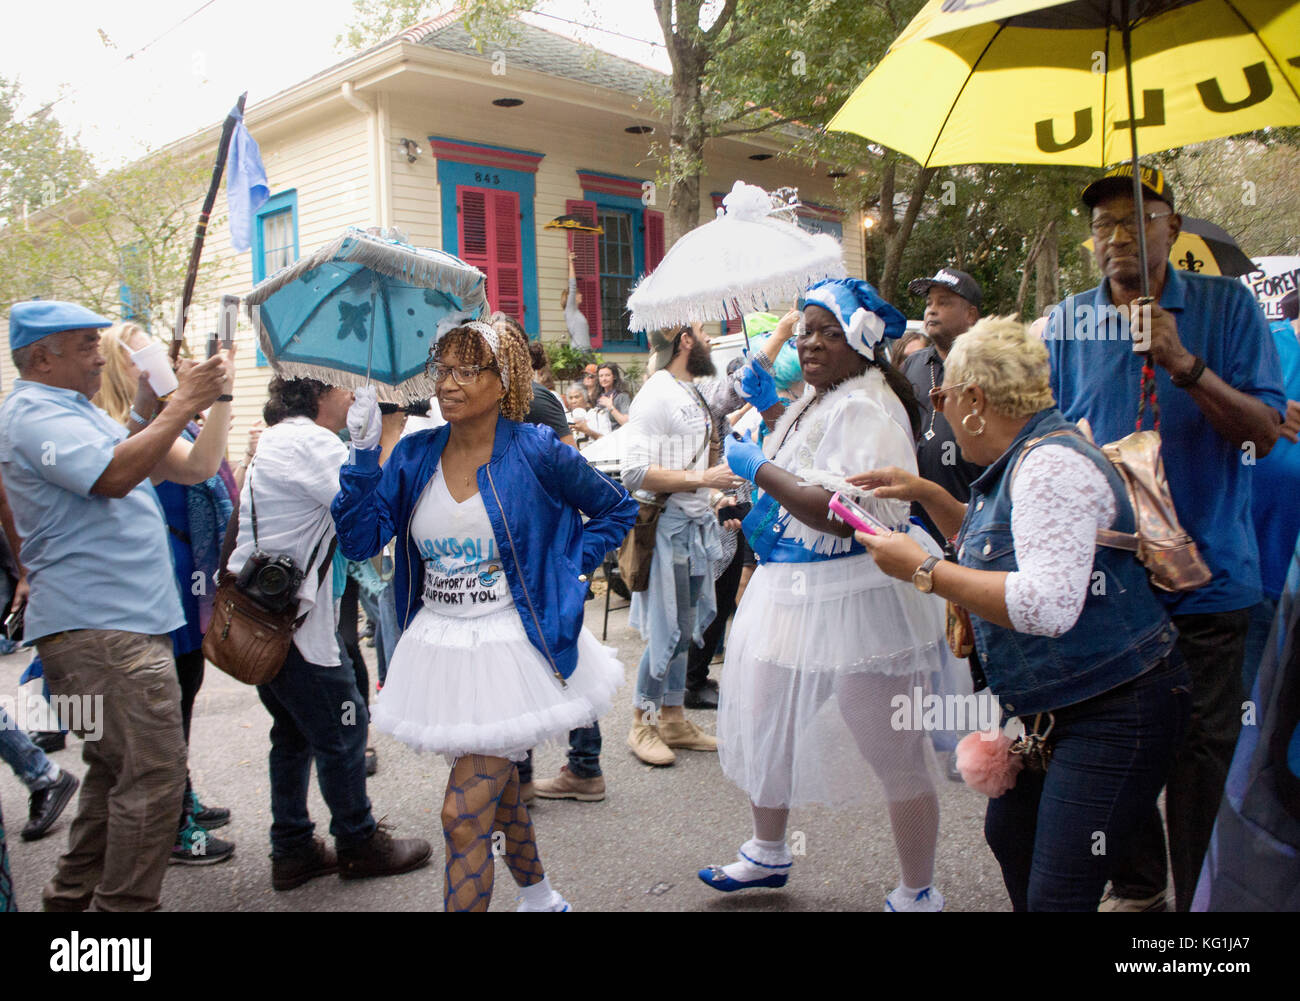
[720,837,792,882]
[517,875,567,911]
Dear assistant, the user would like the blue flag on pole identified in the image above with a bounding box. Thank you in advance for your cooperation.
[227,107,269,253]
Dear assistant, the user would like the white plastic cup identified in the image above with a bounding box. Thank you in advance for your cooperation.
[130,341,179,398]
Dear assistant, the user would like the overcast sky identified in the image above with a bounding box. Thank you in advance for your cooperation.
[3,1,670,168]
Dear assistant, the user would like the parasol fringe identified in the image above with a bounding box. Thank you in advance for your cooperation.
[254,322,439,404]
[628,264,846,332]
[244,228,486,307]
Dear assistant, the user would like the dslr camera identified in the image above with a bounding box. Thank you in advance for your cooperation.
[235,550,305,615]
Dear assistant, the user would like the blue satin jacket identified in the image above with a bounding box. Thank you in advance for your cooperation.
[331,417,638,682]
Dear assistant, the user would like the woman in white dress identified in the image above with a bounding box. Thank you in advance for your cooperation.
[701,279,951,910]
[333,321,637,912]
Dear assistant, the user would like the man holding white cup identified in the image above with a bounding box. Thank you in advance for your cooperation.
[0,299,231,910]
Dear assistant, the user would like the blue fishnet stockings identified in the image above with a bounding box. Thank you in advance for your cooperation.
[442,755,544,912]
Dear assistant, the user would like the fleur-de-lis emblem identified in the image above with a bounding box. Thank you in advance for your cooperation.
[1178,251,1203,273]
[338,300,371,341]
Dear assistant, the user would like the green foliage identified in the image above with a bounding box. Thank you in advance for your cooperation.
[336,0,446,51]
[0,149,227,325]
[0,77,96,231]
[543,340,600,381]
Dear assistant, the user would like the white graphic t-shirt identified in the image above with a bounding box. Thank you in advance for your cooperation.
[410,466,513,617]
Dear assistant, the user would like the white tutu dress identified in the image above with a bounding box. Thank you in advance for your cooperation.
[717,371,949,808]
[373,466,624,763]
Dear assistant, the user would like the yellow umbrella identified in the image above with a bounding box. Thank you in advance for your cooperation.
[829,0,1300,168]
[828,0,1300,295]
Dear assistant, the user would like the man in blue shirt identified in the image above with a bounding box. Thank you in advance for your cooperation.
[0,300,228,910]
[1045,166,1287,912]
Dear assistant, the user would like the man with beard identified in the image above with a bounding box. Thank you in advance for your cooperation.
[899,268,985,547]
[620,324,744,766]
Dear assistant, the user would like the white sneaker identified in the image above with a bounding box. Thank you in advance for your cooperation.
[885,886,945,912]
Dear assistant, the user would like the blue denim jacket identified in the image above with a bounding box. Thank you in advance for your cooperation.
[957,407,1176,715]
[331,417,638,682]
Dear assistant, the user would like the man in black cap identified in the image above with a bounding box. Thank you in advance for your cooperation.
[1045,164,1287,912]
[899,267,986,547]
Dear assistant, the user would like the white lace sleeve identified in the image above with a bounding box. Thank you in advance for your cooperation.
[1004,445,1116,637]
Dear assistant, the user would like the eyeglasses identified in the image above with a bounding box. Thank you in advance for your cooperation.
[929,379,972,413]
[426,362,495,386]
[1089,210,1173,241]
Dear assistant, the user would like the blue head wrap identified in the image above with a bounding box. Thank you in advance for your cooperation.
[796,279,906,360]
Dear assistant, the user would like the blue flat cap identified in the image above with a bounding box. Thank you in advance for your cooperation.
[9,300,113,351]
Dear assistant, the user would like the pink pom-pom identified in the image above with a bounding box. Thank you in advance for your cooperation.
[955,730,1023,797]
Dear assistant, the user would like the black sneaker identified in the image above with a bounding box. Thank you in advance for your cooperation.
[171,818,235,866]
[188,789,231,830]
[22,770,79,841]
[337,824,431,880]
[272,837,339,891]
[28,731,66,753]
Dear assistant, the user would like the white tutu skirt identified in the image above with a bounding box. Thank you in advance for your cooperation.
[374,604,624,763]
[718,547,949,808]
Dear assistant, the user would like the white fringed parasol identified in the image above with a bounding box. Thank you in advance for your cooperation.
[625,181,847,334]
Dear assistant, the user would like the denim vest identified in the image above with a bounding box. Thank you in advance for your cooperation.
[957,408,1175,715]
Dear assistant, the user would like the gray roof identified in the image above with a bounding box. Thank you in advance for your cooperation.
[411,19,668,102]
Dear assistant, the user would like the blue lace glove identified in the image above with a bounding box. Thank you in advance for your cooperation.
[725,430,771,483]
[737,356,780,412]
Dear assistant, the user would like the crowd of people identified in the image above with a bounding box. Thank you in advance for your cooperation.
[0,164,1296,912]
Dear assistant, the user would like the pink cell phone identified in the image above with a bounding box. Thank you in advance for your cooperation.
[829,492,892,536]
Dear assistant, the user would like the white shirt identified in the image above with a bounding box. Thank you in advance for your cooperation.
[410,467,513,617]
[620,369,713,520]
[229,417,348,665]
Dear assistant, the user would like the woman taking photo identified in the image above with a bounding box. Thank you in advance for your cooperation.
[700,279,950,911]
[852,316,1189,911]
[333,321,637,912]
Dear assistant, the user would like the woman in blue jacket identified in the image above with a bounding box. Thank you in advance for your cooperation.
[332,320,637,912]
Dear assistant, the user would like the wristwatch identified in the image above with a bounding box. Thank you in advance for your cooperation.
[912,556,941,593]
[1170,355,1207,389]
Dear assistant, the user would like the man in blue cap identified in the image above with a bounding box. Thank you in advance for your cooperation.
[0,300,230,910]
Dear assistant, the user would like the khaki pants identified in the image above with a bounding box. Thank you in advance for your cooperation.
[36,630,187,911]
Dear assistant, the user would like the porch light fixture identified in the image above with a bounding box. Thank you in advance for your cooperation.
[398,138,422,163]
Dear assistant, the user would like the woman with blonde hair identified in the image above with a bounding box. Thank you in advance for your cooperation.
[333,321,637,911]
[852,316,1189,911]
[93,322,240,862]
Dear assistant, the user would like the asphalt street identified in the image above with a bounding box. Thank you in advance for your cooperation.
[1,596,1011,913]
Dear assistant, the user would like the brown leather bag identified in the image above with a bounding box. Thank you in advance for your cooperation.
[202,469,336,685]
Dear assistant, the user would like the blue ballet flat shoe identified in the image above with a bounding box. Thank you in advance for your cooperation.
[697,864,789,893]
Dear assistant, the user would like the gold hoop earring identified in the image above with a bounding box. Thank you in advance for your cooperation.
[962,411,986,436]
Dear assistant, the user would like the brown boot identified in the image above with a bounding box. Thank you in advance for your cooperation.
[658,718,718,751]
[272,837,339,891]
[627,715,676,766]
[337,824,432,881]
[533,766,606,801]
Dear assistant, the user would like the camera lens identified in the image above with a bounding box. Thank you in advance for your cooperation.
[257,565,290,596]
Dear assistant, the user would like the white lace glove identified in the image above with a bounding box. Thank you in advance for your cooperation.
[347,386,381,451]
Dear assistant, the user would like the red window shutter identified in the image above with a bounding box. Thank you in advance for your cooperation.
[565,198,603,349]
[490,189,524,324]
[643,209,665,273]
[458,188,490,271]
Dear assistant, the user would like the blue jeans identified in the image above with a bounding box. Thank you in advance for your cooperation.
[0,704,55,790]
[984,655,1190,911]
[357,576,400,688]
[257,642,377,855]
[634,554,704,710]
[518,723,603,783]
